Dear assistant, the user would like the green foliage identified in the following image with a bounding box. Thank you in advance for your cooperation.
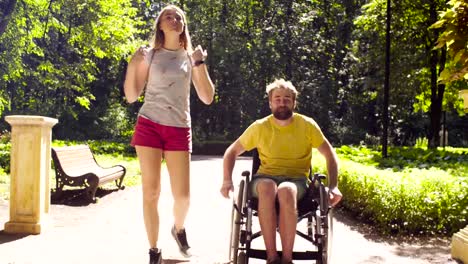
[414,137,429,149]
[430,0,468,83]
[1,0,467,147]
[322,145,468,235]
[352,0,468,147]
[0,130,11,173]
[0,0,143,139]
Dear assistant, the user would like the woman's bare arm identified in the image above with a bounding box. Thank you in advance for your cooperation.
[123,47,151,103]
[190,45,215,105]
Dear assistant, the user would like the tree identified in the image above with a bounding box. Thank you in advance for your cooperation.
[0,0,143,138]
[431,0,468,83]
[351,0,451,147]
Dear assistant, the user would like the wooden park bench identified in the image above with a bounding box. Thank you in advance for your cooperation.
[51,145,126,202]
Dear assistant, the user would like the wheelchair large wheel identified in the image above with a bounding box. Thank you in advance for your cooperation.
[316,185,333,264]
[229,179,245,264]
[316,209,333,264]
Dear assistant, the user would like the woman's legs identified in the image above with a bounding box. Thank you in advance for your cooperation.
[136,146,163,248]
[164,150,190,230]
[164,150,192,257]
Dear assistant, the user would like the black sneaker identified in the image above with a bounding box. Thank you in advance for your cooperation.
[149,248,162,264]
[171,225,192,257]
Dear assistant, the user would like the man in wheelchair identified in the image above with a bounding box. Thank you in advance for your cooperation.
[221,78,342,264]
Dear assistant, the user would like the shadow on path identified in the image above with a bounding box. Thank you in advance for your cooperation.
[333,207,456,263]
[51,188,120,206]
[0,230,29,245]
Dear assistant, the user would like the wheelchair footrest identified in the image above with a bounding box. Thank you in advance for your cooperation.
[247,249,320,260]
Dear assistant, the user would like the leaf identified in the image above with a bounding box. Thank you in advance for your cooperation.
[429,19,446,29]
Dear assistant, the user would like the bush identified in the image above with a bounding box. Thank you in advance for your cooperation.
[314,146,468,235]
[0,143,11,173]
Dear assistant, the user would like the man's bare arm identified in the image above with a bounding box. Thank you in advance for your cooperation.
[317,139,339,188]
[317,139,342,207]
[221,139,245,198]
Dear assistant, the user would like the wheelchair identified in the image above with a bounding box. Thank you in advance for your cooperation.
[228,150,333,264]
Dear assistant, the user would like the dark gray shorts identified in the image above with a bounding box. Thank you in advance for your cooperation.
[249,174,308,200]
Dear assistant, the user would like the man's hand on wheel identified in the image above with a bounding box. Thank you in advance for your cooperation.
[328,187,343,207]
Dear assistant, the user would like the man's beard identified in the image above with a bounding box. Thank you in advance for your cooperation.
[273,107,293,120]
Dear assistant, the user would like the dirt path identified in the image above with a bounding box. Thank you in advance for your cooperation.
[0,156,458,264]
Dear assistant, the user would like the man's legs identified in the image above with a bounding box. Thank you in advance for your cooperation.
[277,182,298,263]
[256,178,279,262]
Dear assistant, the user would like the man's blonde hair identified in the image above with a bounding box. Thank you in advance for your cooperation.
[266,79,298,100]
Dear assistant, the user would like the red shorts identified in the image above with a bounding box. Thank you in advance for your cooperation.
[131,116,192,152]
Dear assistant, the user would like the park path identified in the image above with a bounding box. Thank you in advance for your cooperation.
[0,155,457,264]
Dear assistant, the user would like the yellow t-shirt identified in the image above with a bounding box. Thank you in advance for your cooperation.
[239,113,325,178]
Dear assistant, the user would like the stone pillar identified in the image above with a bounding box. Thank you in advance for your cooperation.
[459,89,468,112]
[4,115,58,234]
[451,225,468,264]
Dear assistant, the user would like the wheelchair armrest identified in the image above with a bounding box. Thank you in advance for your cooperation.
[241,170,250,177]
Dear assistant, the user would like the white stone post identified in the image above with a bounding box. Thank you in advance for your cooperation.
[452,225,468,264]
[4,115,58,234]
[459,89,468,112]
[452,90,468,262]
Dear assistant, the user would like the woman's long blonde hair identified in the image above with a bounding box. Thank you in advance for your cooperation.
[149,5,193,52]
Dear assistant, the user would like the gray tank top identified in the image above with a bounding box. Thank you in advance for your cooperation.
[139,48,192,128]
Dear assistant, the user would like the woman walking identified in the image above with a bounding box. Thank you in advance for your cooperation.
[123,4,215,264]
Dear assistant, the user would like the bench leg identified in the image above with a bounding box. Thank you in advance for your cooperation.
[86,178,99,203]
[116,176,125,190]
[55,177,64,198]
[116,166,126,190]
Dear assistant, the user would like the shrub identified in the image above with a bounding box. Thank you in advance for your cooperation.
[314,146,468,235]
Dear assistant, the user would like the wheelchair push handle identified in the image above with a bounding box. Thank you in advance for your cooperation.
[313,173,327,182]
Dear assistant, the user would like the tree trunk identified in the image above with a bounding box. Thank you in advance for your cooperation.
[428,1,447,148]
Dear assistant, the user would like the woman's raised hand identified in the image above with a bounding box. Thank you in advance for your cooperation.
[130,45,150,64]
[190,45,207,66]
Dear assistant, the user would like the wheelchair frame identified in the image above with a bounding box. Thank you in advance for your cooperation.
[228,150,333,264]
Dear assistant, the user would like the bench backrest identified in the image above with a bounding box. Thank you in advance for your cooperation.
[51,145,100,175]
